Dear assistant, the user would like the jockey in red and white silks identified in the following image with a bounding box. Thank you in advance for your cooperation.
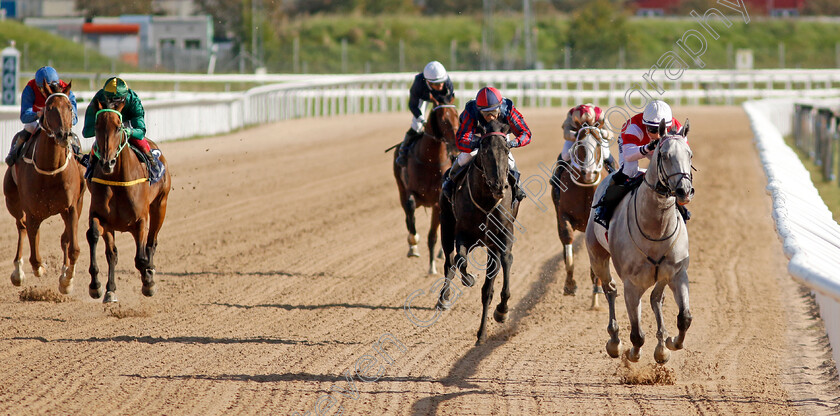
[618,101,683,178]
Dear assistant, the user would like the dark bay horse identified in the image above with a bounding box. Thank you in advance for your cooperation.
[586,119,694,364]
[393,99,459,274]
[437,119,521,345]
[3,82,85,294]
[551,126,609,307]
[86,99,171,303]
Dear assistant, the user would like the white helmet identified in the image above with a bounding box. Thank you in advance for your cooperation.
[423,61,448,84]
[642,100,673,127]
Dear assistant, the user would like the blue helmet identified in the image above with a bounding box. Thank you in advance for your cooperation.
[35,66,59,86]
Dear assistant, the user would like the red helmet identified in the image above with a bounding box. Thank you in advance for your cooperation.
[572,104,597,126]
[475,87,503,111]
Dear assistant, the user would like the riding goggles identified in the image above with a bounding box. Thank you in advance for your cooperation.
[479,107,501,118]
[646,125,661,134]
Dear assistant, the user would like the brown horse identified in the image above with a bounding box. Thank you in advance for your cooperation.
[437,119,521,345]
[3,82,86,294]
[86,99,171,303]
[551,126,610,307]
[393,98,459,274]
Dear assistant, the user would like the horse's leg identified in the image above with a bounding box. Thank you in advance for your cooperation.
[493,248,513,323]
[427,204,440,275]
[144,197,167,298]
[10,216,26,286]
[5,175,27,286]
[455,236,476,288]
[404,194,420,258]
[624,282,645,362]
[476,249,500,346]
[666,269,692,351]
[58,205,81,294]
[87,216,103,299]
[559,216,576,296]
[590,269,604,310]
[25,218,45,277]
[436,203,456,310]
[102,229,118,303]
[133,219,155,297]
[650,279,671,363]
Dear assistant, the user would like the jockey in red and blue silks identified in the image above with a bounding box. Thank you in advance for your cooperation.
[441,86,531,202]
[592,100,690,229]
[5,66,79,165]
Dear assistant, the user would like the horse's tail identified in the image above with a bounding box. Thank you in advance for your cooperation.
[384,143,400,153]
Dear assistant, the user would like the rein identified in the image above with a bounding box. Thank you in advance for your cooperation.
[461,131,507,215]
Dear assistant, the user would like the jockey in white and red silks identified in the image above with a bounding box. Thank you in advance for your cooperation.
[593,100,691,228]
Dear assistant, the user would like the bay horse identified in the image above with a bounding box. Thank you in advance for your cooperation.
[437,119,521,346]
[585,119,694,364]
[3,81,85,294]
[393,98,459,274]
[86,99,171,303]
[551,126,610,307]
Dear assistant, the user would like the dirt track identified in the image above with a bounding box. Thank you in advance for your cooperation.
[0,107,837,415]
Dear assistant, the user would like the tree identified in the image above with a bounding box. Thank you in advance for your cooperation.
[803,0,840,16]
[74,0,156,19]
[567,0,631,68]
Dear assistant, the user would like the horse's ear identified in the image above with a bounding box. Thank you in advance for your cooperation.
[43,81,53,96]
[657,119,667,136]
[63,81,72,94]
[93,98,102,112]
[681,119,690,137]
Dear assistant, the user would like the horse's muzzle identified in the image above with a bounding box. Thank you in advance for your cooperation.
[101,158,117,174]
[675,186,694,205]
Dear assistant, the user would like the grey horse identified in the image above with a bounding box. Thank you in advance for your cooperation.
[585,119,694,364]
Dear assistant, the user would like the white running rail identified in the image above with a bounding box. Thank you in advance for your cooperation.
[744,97,840,372]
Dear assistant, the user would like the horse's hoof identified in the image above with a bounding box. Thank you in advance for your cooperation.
[590,296,601,310]
[142,283,156,297]
[89,285,102,299]
[428,264,438,275]
[475,334,486,346]
[563,282,577,296]
[435,299,450,311]
[59,266,73,294]
[666,336,682,351]
[103,291,118,303]
[33,265,45,278]
[10,270,23,286]
[460,273,475,287]
[407,246,420,258]
[654,344,671,364]
[606,339,622,358]
[628,347,641,363]
[493,307,508,323]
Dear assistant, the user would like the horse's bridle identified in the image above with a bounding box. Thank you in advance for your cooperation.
[644,137,694,197]
[426,104,457,143]
[462,131,508,215]
[41,93,72,141]
[568,125,604,187]
[92,108,130,161]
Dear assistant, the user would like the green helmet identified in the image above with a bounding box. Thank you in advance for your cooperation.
[102,77,128,101]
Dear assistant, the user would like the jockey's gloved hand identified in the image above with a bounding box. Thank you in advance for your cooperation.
[506,140,516,149]
[645,138,660,152]
[411,116,426,133]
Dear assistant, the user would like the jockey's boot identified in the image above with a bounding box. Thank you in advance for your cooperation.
[84,155,98,180]
[604,154,618,174]
[677,204,691,223]
[396,129,422,167]
[593,170,629,229]
[441,163,466,203]
[509,169,526,202]
[70,133,87,165]
[145,149,164,182]
[5,130,32,166]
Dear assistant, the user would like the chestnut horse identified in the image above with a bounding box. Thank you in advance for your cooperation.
[437,119,521,345]
[551,126,610,307]
[393,98,459,274]
[86,99,171,303]
[3,82,85,294]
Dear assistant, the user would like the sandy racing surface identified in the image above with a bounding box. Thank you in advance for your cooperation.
[0,106,837,415]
